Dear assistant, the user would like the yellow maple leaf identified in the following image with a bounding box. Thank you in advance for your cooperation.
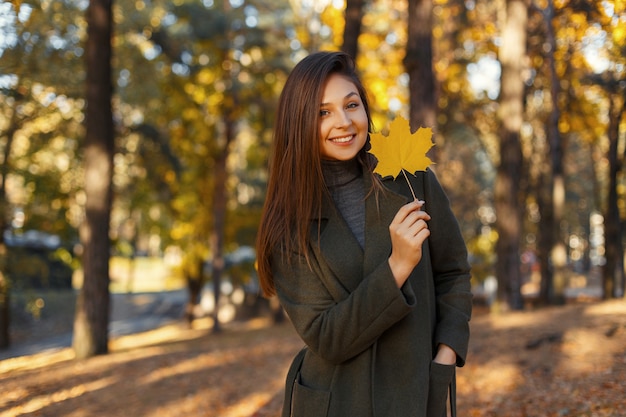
[369,116,435,179]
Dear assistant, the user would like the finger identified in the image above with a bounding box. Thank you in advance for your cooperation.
[402,210,431,228]
[402,200,425,215]
[406,219,429,239]
[393,200,426,224]
[414,227,431,244]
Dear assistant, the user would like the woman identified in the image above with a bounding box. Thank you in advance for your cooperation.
[256,51,472,417]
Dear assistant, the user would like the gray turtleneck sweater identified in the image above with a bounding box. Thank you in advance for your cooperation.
[321,159,366,249]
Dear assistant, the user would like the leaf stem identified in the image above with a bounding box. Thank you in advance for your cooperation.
[401,169,417,201]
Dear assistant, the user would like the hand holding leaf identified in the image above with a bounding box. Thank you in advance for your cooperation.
[369,116,435,200]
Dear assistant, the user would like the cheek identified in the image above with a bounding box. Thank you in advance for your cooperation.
[356,111,369,131]
[319,118,331,140]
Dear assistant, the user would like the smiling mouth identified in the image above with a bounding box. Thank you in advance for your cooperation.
[330,135,354,143]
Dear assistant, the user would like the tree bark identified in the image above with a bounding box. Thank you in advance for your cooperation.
[341,0,365,59]
[404,0,437,136]
[603,94,625,299]
[72,0,114,359]
[184,260,204,326]
[0,194,8,350]
[494,0,527,311]
[538,0,567,305]
[0,100,19,349]
[210,121,231,333]
[0,269,8,350]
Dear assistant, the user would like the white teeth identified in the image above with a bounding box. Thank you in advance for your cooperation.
[332,135,353,143]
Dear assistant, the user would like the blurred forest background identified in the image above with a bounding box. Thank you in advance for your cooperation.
[0,0,624,359]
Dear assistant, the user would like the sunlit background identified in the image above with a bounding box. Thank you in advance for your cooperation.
[0,0,624,325]
[1,1,625,416]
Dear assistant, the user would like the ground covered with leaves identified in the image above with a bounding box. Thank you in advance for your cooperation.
[1,299,625,417]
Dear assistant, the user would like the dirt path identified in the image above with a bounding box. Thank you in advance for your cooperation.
[2,290,186,360]
[1,300,626,417]
[458,300,626,416]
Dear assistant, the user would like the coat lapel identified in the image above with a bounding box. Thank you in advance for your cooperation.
[363,178,410,277]
[315,196,364,293]
[312,174,412,293]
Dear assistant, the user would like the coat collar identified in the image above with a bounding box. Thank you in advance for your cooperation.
[312,173,411,292]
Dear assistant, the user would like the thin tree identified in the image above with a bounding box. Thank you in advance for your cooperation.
[72,0,114,359]
[537,0,567,305]
[0,90,22,349]
[210,119,231,333]
[494,0,527,311]
[603,81,625,299]
[341,0,365,59]
[210,0,240,333]
[404,0,437,135]
[0,119,13,348]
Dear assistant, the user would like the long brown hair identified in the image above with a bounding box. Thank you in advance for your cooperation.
[256,51,379,297]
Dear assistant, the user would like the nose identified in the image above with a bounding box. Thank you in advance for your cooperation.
[335,110,352,128]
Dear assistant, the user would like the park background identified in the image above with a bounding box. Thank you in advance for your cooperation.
[0,0,625,416]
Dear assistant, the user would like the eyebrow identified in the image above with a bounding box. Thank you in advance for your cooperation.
[320,91,359,107]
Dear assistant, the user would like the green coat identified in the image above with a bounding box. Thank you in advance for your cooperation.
[273,169,473,417]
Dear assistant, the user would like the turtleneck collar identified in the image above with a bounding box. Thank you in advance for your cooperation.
[321,158,362,188]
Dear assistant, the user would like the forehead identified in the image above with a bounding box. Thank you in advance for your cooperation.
[321,74,360,101]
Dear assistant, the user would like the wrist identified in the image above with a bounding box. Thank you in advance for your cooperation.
[434,344,457,365]
[388,256,411,288]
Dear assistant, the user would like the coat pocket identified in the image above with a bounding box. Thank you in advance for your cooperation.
[291,374,331,417]
[426,361,455,417]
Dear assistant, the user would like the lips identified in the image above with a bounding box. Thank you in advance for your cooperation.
[330,134,355,143]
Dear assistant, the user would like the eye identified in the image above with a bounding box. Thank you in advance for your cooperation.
[320,109,330,117]
[346,101,360,109]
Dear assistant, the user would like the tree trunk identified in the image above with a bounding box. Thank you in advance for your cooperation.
[539,0,567,305]
[210,116,234,333]
[603,94,625,299]
[404,0,437,136]
[209,3,236,333]
[0,269,8,350]
[341,0,365,59]
[0,90,22,349]
[494,0,527,311]
[184,260,204,326]
[536,172,553,305]
[72,0,114,359]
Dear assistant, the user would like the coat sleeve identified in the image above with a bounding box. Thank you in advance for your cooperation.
[422,169,473,366]
[273,249,415,365]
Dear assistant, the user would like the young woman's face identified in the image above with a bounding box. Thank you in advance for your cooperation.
[318,74,368,161]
